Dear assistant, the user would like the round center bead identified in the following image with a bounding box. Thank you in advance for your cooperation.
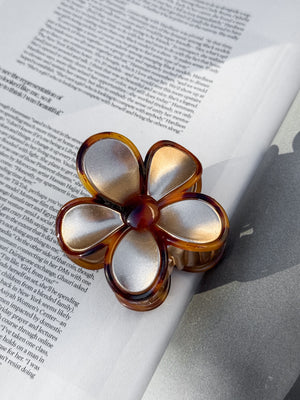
[125,195,159,230]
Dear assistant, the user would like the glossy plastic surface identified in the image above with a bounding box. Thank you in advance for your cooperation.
[56,132,229,311]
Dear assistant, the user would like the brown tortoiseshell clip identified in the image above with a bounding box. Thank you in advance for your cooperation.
[56,132,229,311]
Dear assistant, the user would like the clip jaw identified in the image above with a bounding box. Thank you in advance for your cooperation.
[56,132,229,311]
[168,246,225,273]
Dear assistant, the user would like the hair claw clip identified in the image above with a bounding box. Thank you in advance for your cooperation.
[56,132,229,311]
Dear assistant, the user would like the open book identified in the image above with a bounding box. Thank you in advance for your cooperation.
[1,0,300,399]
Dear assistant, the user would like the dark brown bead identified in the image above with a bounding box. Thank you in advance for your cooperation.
[124,195,159,230]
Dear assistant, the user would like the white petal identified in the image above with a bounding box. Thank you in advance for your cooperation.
[157,199,222,244]
[147,145,200,200]
[82,137,141,204]
[61,203,123,251]
[111,230,161,293]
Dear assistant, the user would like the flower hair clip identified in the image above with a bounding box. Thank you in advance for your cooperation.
[56,132,229,311]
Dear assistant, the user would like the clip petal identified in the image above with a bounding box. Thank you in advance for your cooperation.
[56,132,229,311]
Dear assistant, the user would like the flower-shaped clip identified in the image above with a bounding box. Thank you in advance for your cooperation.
[56,132,229,311]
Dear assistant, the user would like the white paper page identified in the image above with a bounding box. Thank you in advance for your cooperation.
[0,1,300,399]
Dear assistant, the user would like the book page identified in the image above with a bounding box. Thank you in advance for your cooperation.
[0,1,300,399]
